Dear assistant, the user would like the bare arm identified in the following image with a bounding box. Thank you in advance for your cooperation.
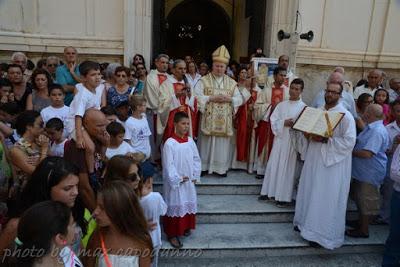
[25,94,33,110]
[101,87,107,108]
[353,149,374,158]
[9,148,36,175]
[83,229,100,267]
[0,218,18,257]
[78,172,96,212]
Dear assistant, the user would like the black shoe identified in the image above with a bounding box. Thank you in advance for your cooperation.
[293,226,300,232]
[184,229,191,237]
[215,172,227,177]
[309,241,322,248]
[201,171,208,177]
[255,175,264,179]
[345,220,359,229]
[258,195,269,201]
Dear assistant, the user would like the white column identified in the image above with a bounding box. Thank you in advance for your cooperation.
[124,0,153,68]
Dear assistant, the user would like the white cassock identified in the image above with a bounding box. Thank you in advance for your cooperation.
[162,137,201,217]
[194,75,243,175]
[293,103,356,249]
[260,99,306,201]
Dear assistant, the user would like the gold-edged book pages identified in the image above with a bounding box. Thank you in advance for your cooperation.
[292,106,345,138]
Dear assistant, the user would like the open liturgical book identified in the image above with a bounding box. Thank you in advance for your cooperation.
[292,106,345,138]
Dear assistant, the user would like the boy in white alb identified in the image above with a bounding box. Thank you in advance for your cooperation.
[40,84,70,138]
[65,61,106,180]
[45,118,68,157]
[162,112,200,248]
[125,95,151,159]
[139,162,167,267]
[105,121,133,160]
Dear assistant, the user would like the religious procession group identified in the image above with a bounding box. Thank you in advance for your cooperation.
[0,43,399,266]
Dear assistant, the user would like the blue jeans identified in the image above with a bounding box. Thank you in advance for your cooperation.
[382,189,400,266]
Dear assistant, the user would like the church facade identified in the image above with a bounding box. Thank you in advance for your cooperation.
[0,0,399,102]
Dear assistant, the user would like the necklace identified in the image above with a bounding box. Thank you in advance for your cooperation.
[211,74,224,89]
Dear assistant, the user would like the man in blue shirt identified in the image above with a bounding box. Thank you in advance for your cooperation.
[56,46,81,106]
[348,104,389,238]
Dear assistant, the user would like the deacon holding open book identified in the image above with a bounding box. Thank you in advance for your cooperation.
[293,81,357,249]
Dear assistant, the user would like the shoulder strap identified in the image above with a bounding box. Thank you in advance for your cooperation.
[100,232,113,267]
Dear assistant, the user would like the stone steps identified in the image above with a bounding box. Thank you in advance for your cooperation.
[196,194,358,224]
[159,223,388,259]
[154,171,263,195]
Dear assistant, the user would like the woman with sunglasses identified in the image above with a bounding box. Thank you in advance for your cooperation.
[106,66,133,108]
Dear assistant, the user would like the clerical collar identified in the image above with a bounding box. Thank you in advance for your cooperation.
[172,133,188,143]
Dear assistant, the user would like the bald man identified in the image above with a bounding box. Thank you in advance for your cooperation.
[348,104,389,238]
[353,69,383,100]
[64,108,109,211]
[312,72,357,118]
[333,66,353,94]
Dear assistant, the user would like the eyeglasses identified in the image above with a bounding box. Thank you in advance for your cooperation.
[325,90,341,95]
[47,64,58,67]
[116,74,127,78]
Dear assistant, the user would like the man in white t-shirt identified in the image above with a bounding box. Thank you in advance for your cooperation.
[353,69,383,100]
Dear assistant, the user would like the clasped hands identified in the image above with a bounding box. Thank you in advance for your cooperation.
[209,94,232,103]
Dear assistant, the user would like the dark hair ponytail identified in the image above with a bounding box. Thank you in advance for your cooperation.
[16,201,71,267]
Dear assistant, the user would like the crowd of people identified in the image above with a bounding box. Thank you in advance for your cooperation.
[0,44,399,266]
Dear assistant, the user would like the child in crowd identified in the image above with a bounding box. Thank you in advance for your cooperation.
[139,162,167,267]
[125,95,151,159]
[65,61,106,187]
[105,121,133,160]
[0,79,13,104]
[86,181,152,267]
[374,88,391,125]
[0,102,21,148]
[40,83,70,137]
[101,105,118,124]
[45,118,68,157]
[15,201,83,267]
[162,112,200,248]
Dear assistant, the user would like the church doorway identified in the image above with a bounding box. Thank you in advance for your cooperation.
[165,0,231,63]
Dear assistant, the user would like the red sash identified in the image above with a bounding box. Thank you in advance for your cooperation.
[235,90,257,161]
[162,83,198,142]
[157,74,167,85]
[256,86,284,157]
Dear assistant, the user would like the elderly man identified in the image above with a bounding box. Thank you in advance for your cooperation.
[348,104,389,238]
[312,72,357,118]
[333,66,353,94]
[294,82,356,249]
[11,52,31,82]
[143,53,170,162]
[64,108,109,211]
[56,46,81,106]
[46,56,60,82]
[387,78,400,103]
[194,45,243,176]
[353,69,383,100]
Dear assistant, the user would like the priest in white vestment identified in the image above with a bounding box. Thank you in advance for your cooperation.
[194,45,243,176]
[143,54,170,161]
[293,82,357,249]
[259,79,306,205]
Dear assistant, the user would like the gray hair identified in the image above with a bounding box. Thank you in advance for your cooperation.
[11,52,27,63]
[104,63,121,80]
[155,54,169,61]
[366,103,384,120]
[46,56,60,65]
[173,59,185,69]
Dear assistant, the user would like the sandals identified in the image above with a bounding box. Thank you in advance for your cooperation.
[345,229,369,238]
[168,237,183,249]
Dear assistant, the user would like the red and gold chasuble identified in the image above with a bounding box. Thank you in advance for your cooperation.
[162,82,198,142]
[235,89,257,161]
[256,85,284,157]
